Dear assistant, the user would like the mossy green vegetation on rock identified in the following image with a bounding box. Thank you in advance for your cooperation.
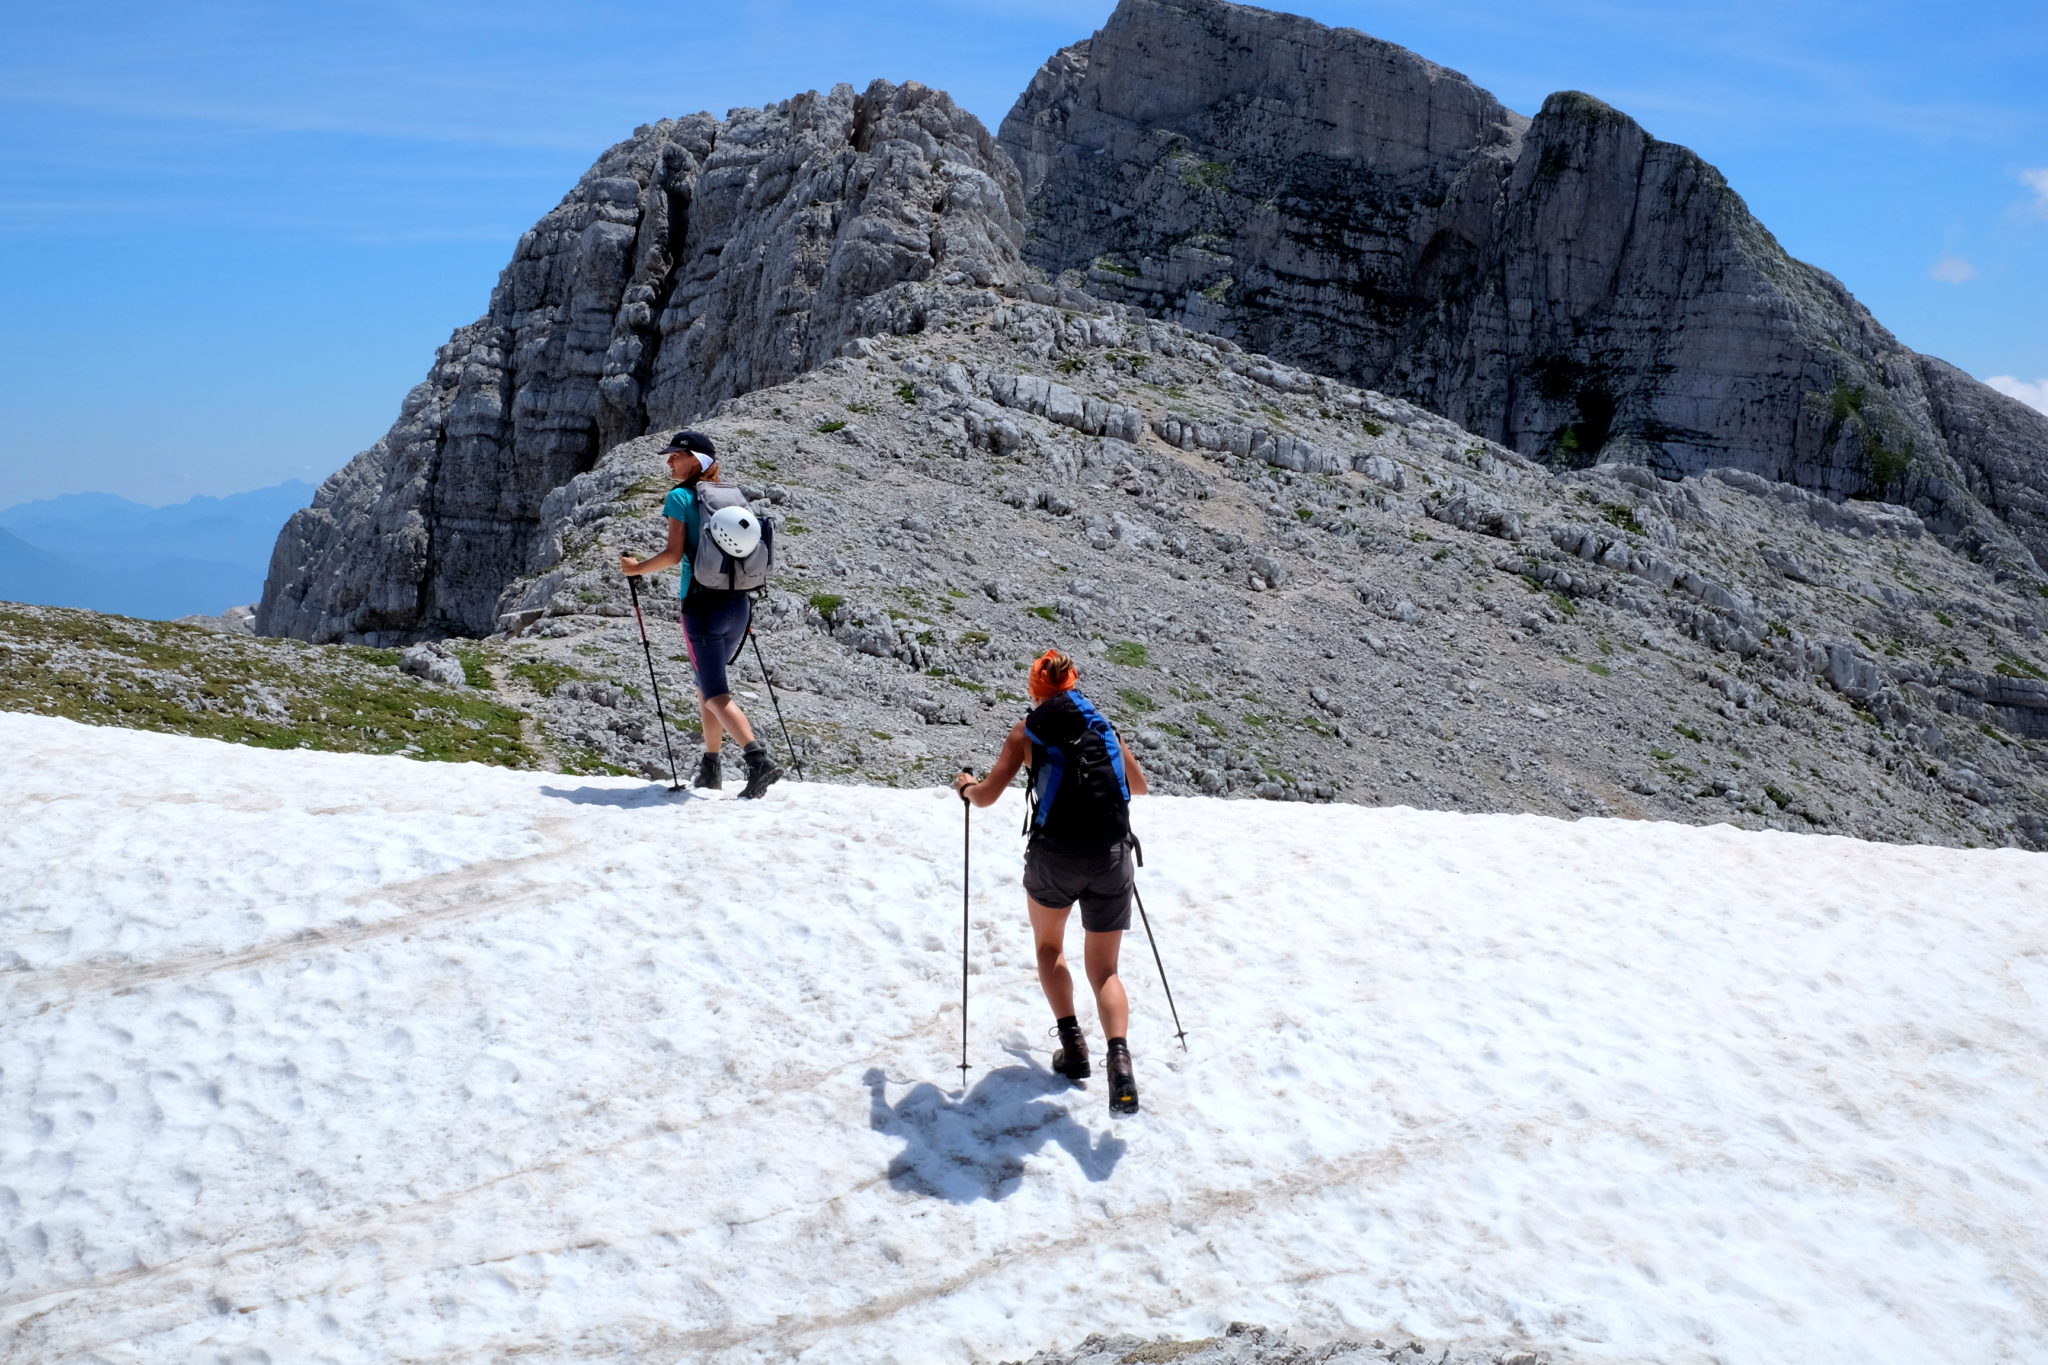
[0,604,536,767]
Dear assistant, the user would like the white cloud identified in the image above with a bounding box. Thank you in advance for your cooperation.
[1986,376,2048,415]
[2024,168,2048,214]
[1929,255,1977,283]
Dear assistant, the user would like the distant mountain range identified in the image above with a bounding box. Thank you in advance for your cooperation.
[0,481,313,619]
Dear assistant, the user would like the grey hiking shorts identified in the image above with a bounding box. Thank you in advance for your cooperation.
[1023,839,1135,933]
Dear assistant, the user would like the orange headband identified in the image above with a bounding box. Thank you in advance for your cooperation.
[1029,650,1078,701]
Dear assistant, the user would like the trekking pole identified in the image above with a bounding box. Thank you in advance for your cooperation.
[747,626,806,782]
[626,574,683,792]
[957,767,973,1087]
[1131,883,1190,1051]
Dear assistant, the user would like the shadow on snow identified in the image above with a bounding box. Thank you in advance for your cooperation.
[537,783,697,808]
[864,1054,1127,1202]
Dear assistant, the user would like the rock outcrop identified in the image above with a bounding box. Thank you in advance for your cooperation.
[260,80,1022,644]
[1000,0,2048,577]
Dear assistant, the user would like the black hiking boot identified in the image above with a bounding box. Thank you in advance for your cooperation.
[694,751,722,791]
[738,745,784,800]
[1050,1016,1091,1082]
[1106,1038,1138,1115]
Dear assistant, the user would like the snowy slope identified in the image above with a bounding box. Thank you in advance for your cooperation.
[2,712,2044,1364]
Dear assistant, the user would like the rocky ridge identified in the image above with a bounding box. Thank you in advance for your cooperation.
[1001,0,2048,577]
[259,78,1023,645]
[474,282,2048,850]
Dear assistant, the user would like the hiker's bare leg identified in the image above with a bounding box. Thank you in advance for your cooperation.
[1084,929,1129,1040]
[701,692,754,750]
[698,694,726,752]
[1029,897,1076,1018]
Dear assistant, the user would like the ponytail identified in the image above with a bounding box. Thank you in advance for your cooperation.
[1028,649,1079,702]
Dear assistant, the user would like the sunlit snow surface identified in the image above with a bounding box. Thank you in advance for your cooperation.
[2,711,2045,1364]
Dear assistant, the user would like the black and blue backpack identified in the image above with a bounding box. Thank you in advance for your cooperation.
[1022,690,1131,852]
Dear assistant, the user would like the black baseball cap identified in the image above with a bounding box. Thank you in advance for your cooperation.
[660,429,716,458]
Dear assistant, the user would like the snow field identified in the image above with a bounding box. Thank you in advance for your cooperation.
[1,710,2045,1363]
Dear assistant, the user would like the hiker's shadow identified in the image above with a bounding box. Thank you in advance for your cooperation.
[864,1054,1127,1203]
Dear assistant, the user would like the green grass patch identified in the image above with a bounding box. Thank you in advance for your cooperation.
[0,606,535,767]
[1028,605,1059,621]
[452,647,494,690]
[1996,654,2047,681]
[1599,502,1645,536]
[808,592,845,615]
[814,419,848,434]
[508,659,579,697]
[1116,688,1156,713]
[1650,747,1675,761]
[1104,640,1150,667]
[1673,723,1704,741]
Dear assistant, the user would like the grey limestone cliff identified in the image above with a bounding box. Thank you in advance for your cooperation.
[260,80,1023,644]
[1000,0,2048,578]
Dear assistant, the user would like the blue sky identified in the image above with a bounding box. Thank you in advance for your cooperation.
[2,0,2043,506]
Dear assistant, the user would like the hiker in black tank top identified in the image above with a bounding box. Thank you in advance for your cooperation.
[955,650,1150,1113]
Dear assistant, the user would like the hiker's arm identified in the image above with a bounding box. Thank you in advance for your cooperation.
[1123,743,1150,797]
[622,517,688,576]
[954,721,1029,807]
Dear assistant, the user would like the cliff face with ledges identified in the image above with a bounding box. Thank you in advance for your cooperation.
[260,81,1023,645]
[1001,0,2048,579]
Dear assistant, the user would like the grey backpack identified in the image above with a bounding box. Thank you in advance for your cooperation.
[690,483,775,593]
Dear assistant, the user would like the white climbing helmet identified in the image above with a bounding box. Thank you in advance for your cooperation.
[706,504,762,559]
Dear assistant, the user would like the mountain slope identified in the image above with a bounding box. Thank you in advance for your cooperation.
[0,481,313,618]
[475,286,2048,850]
[1000,0,2048,576]
[3,712,2043,1363]
[0,526,88,608]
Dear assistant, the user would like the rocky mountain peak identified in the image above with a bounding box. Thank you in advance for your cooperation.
[259,78,1022,645]
[1001,0,2048,581]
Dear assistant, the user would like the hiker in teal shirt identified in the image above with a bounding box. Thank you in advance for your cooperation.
[620,430,784,799]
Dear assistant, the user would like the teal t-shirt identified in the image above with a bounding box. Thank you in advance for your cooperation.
[662,484,699,602]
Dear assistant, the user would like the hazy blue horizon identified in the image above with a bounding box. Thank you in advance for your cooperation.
[0,479,316,617]
[4,0,2043,508]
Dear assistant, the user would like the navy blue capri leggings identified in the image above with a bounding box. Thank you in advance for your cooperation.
[680,591,752,701]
